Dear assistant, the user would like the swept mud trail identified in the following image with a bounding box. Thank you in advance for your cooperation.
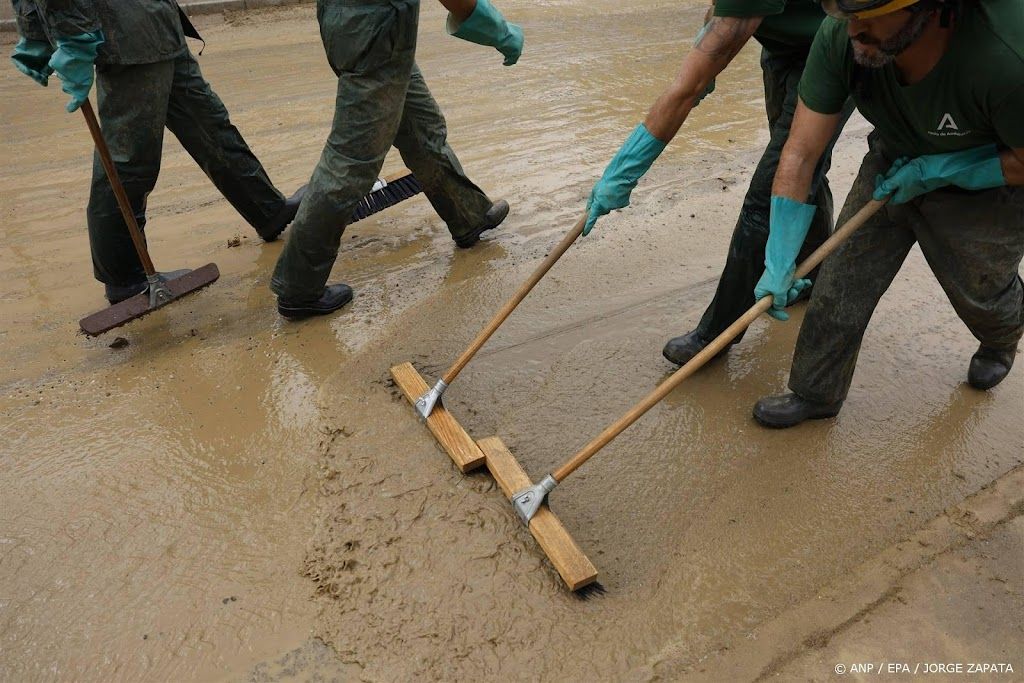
[1,1,1020,681]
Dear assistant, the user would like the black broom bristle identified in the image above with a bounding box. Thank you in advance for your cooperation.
[349,173,423,224]
[573,581,607,600]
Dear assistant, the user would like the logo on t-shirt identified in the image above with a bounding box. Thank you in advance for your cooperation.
[929,113,971,137]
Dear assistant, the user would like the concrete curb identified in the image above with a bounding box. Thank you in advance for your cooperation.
[1,0,313,33]
[646,464,1024,681]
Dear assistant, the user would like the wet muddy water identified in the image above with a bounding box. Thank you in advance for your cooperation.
[1,1,1021,680]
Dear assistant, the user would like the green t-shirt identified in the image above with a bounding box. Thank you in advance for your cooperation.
[798,2,1024,157]
[713,0,825,55]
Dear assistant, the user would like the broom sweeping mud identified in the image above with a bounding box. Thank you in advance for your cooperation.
[392,212,588,468]
[78,96,422,336]
[393,197,886,592]
[78,100,220,337]
[390,212,596,591]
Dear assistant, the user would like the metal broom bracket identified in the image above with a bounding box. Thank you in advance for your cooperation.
[414,378,448,420]
[511,474,558,525]
[147,273,174,308]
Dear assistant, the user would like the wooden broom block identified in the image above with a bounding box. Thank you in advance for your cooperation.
[477,436,599,591]
[390,362,486,473]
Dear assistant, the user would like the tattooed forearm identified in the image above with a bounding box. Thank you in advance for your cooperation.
[640,11,761,142]
[695,17,760,61]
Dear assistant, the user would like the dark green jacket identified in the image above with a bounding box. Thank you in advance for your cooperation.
[11,0,188,65]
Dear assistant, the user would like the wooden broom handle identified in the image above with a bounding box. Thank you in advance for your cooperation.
[551,198,887,483]
[441,212,588,384]
[81,99,157,276]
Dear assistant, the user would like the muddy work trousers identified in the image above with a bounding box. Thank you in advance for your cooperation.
[789,135,1024,404]
[694,50,853,342]
[270,0,493,301]
[88,51,286,287]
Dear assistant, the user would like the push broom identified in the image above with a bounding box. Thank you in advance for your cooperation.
[393,197,886,591]
[78,99,220,336]
[391,212,588,467]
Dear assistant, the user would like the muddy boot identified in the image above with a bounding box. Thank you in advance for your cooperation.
[662,330,737,366]
[104,269,191,305]
[454,199,509,249]
[258,186,308,242]
[753,392,843,429]
[968,345,1016,390]
[277,283,353,320]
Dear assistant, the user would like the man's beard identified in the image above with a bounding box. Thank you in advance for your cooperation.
[851,10,934,67]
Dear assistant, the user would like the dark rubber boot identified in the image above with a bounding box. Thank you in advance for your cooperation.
[662,330,736,366]
[968,345,1016,390]
[277,283,354,319]
[454,199,509,249]
[259,185,307,242]
[753,392,843,429]
[104,268,191,305]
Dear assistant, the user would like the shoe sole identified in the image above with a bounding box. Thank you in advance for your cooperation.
[455,202,510,249]
[278,291,354,320]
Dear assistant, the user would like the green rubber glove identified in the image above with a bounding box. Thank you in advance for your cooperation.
[447,0,523,66]
[11,37,55,86]
[873,145,1006,204]
[754,196,815,321]
[584,123,667,235]
[48,31,104,112]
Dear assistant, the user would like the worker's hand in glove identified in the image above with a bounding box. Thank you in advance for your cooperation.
[873,145,1006,205]
[447,0,524,66]
[11,38,55,86]
[584,123,667,235]
[754,196,815,321]
[48,31,104,112]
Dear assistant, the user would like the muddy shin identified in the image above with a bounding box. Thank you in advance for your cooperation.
[78,99,219,336]
[511,199,888,523]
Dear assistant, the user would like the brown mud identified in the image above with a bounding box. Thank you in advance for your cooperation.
[0,1,1021,681]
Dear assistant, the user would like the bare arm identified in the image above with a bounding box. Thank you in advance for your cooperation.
[643,14,763,142]
[772,101,843,202]
[1001,148,1024,186]
[438,0,476,22]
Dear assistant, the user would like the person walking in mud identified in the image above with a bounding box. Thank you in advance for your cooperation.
[9,0,308,305]
[582,0,853,366]
[752,0,1024,427]
[268,0,522,319]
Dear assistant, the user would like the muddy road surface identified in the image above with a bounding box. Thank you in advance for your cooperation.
[1,1,1021,681]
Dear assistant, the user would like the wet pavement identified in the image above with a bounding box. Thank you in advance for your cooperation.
[0,1,1021,681]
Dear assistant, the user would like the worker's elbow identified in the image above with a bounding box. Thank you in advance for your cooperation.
[667,78,712,111]
[779,141,822,176]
